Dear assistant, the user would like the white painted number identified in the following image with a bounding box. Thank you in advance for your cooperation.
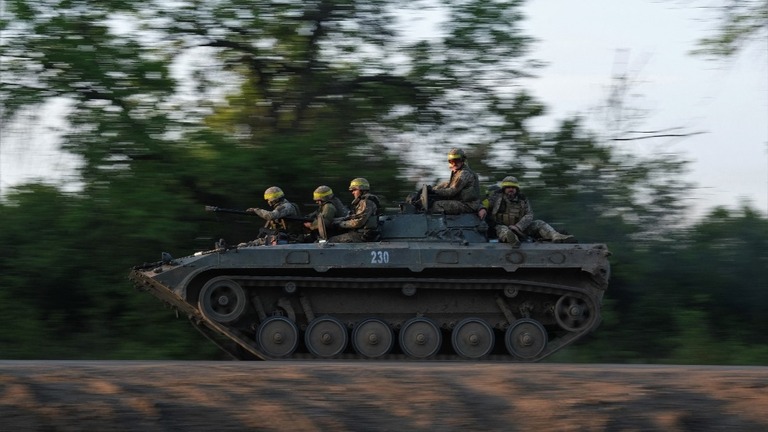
[370,250,390,264]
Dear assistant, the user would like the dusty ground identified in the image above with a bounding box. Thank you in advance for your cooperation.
[1,361,767,431]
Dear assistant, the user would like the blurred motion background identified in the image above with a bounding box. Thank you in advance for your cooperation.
[0,0,766,363]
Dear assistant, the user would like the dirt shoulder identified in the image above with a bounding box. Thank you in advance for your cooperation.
[1,362,767,431]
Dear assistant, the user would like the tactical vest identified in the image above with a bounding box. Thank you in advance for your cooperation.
[361,193,380,230]
[330,196,350,217]
[493,197,526,226]
[266,202,300,231]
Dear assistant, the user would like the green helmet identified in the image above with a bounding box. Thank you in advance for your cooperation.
[447,148,466,161]
[263,186,285,206]
[500,176,519,188]
[348,177,370,191]
[313,185,334,202]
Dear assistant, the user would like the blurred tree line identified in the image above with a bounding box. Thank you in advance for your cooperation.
[0,0,766,363]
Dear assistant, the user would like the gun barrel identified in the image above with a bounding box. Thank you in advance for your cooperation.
[205,206,312,222]
[204,206,250,215]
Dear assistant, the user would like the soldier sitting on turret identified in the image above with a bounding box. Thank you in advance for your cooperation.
[427,148,482,214]
[478,176,575,247]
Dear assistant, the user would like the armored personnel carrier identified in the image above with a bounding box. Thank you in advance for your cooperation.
[130,192,610,361]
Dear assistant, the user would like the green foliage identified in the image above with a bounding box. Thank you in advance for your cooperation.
[567,206,768,364]
[0,184,216,359]
[691,0,768,59]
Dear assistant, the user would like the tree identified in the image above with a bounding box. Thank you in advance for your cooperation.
[690,0,768,59]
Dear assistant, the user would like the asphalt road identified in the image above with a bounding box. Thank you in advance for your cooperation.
[1,361,767,431]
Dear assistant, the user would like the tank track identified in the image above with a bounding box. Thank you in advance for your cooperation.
[130,269,603,362]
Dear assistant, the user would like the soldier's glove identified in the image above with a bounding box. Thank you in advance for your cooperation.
[509,225,525,238]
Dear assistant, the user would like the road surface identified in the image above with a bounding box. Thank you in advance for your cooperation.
[1,361,767,431]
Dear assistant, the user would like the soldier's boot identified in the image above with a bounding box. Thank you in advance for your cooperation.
[499,230,521,248]
[538,224,575,243]
[551,232,576,243]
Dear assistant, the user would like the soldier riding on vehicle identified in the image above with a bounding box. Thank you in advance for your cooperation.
[428,148,481,214]
[243,186,301,245]
[303,185,350,241]
[329,178,381,243]
[479,176,575,246]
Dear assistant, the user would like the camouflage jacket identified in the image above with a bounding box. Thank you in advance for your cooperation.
[329,196,350,218]
[433,164,481,210]
[485,191,533,231]
[337,193,379,231]
[252,199,300,229]
[306,197,349,230]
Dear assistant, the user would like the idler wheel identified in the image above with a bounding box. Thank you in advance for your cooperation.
[352,318,395,359]
[257,316,299,358]
[505,318,547,360]
[198,277,247,324]
[305,316,348,358]
[555,295,593,332]
[451,318,495,360]
[399,317,442,359]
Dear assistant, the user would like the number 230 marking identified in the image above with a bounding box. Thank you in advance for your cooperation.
[370,250,390,264]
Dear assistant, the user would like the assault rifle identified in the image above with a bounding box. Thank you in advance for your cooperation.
[204,205,313,223]
[205,205,330,241]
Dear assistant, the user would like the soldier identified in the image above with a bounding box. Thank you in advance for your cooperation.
[303,185,350,240]
[328,178,381,243]
[244,186,300,245]
[478,176,575,247]
[428,148,481,214]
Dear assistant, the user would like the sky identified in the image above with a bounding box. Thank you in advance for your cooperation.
[1,0,766,221]
[522,0,768,219]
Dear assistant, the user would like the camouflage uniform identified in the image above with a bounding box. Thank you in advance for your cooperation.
[328,192,380,243]
[330,196,350,218]
[250,199,299,228]
[306,196,349,233]
[484,189,573,246]
[247,198,301,245]
[431,164,481,214]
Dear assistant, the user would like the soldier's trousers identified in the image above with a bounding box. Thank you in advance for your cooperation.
[430,200,475,215]
[327,231,366,243]
[496,220,562,244]
[327,229,380,243]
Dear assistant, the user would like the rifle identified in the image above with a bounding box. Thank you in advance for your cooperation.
[204,206,314,223]
[204,205,249,215]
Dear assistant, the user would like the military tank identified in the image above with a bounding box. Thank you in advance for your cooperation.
[129,191,610,361]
